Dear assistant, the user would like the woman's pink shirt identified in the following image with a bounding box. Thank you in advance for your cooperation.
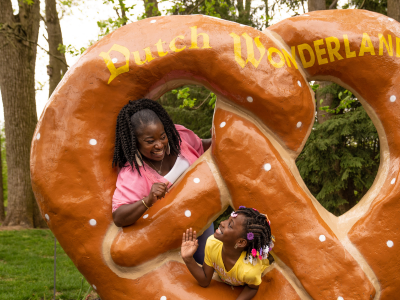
[112,125,205,212]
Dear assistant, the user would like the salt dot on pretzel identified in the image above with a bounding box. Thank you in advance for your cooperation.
[391,178,396,185]
[112,58,118,64]
[387,240,394,248]
[89,219,97,226]
[193,178,200,183]
[297,122,302,128]
[92,285,97,290]
[160,296,167,300]
[297,81,302,87]
[247,96,253,103]
[337,297,344,300]
[185,210,191,217]
[220,122,226,128]
[263,163,272,171]
[319,235,326,242]
[390,95,396,102]
[45,214,49,221]
[36,133,41,140]
[89,139,97,146]
[143,214,149,219]
[388,18,394,22]
[150,20,157,23]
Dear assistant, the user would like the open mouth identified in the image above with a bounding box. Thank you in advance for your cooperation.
[216,226,223,234]
[151,149,164,158]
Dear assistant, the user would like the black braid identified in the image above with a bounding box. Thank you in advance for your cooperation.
[112,98,182,175]
[235,207,272,259]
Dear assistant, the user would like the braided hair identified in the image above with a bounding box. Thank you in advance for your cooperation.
[112,98,182,174]
[236,207,273,260]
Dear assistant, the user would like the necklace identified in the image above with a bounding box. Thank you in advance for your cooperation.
[147,158,164,174]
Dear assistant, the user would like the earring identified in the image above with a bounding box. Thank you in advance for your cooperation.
[135,152,143,167]
[234,244,238,249]
[166,143,171,155]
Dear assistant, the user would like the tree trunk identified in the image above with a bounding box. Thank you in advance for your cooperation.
[144,0,159,17]
[119,0,127,25]
[388,0,400,22]
[0,0,46,227]
[308,0,325,11]
[0,133,5,223]
[316,81,334,124]
[264,0,269,27]
[45,0,68,97]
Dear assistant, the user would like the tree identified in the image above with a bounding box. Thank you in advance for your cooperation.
[0,0,46,227]
[0,130,5,223]
[388,0,400,21]
[44,0,68,97]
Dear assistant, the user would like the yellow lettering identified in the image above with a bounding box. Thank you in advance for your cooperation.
[379,34,393,56]
[343,34,356,58]
[397,37,400,57]
[229,32,265,68]
[325,36,344,62]
[169,35,186,52]
[189,26,212,49]
[282,46,298,69]
[359,33,375,56]
[297,43,315,68]
[99,44,130,84]
[268,47,285,68]
[132,47,155,66]
[314,39,328,65]
[155,39,168,57]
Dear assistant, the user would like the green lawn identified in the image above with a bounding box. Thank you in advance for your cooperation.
[0,229,97,300]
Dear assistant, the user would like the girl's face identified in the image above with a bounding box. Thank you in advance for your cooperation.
[214,214,247,247]
[136,121,169,162]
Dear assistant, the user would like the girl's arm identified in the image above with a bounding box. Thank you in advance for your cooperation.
[181,228,214,287]
[112,182,167,227]
[202,138,212,152]
[236,285,259,300]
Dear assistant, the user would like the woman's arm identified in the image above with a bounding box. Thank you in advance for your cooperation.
[236,285,259,300]
[202,138,212,152]
[112,182,168,227]
[181,228,214,287]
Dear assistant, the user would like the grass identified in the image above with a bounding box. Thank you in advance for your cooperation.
[0,229,98,300]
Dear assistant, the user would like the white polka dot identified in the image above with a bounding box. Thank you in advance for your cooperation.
[150,20,157,23]
[240,24,246,27]
[337,297,344,300]
[391,178,396,185]
[387,240,394,247]
[247,96,253,103]
[390,95,396,102]
[297,81,302,87]
[389,18,394,22]
[112,58,118,64]
[185,210,191,217]
[193,178,200,184]
[36,133,41,140]
[143,214,149,219]
[160,296,167,300]
[296,122,302,128]
[45,214,49,221]
[319,235,326,242]
[89,139,97,145]
[220,122,226,128]
[92,285,97,290]
[263,163,271,171]
[89,219,97,226]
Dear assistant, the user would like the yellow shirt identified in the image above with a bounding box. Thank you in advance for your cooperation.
[204,235,269,286]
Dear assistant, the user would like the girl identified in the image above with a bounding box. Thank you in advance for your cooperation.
[181,207,274,300]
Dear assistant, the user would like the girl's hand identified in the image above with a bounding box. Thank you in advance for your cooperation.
[181,228,199,260]
[148,182,168,205]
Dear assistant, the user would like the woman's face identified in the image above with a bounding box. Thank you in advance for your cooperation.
[136,121,168,161]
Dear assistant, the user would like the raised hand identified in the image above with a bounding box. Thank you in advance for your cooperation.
[181,228,199,260]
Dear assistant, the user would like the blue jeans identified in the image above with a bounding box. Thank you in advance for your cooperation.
[193,223,214,265]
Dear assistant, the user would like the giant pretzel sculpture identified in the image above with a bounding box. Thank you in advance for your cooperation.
[31,9,400,300]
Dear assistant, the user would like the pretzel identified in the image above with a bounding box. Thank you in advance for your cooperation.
[31,10,399,299]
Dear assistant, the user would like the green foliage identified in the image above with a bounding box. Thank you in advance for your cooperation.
[57,44,86,57]
[296,83,380,215]
[0,230,96,300]
[23,0,34,5]
[343,0,387,15]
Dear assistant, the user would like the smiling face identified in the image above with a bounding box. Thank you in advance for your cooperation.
[214,214,248,248]
[136,121,169,162]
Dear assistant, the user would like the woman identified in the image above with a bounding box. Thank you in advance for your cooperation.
[112,98,212,264]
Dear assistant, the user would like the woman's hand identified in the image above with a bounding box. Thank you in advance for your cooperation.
[181,228,199,260]
[148,182,168,205]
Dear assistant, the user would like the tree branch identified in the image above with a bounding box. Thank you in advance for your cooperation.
[329,0,338,9]
[188,93,212,110]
